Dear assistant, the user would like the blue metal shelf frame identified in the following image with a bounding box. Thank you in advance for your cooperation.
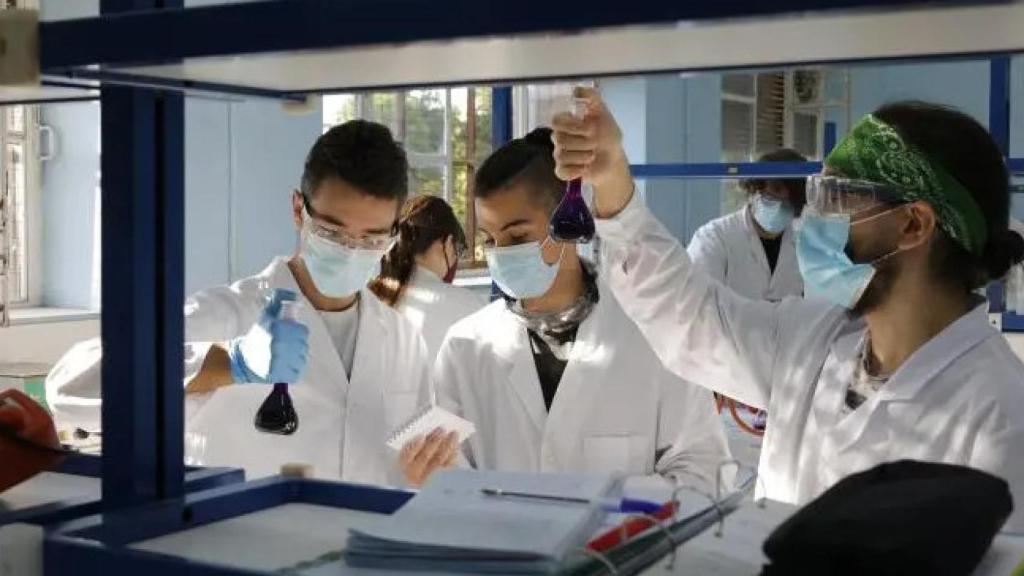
[38,0,952,71]
[36,1,1024,99]
[19,5,1023,570]
[44,477,413,576]
[631,161,823,180]
[57,68,306,102]
[0,454,243,528]
[97,0,186,511]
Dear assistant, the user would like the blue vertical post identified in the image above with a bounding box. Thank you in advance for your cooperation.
[491,86,513,147]
[488,86,514,299]
[100,0,185,509]
[823,121,837,157]
[989,56,1011,158]
[986,56,1011,313]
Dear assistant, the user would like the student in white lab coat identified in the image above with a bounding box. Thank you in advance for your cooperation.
[369,195,485,361]
[47,121,438,485]
[689,149,807,453]
[688,148,806,302]
[398,128,730,489]
[552,90,1024,532]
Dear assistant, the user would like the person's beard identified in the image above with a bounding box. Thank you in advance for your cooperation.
[846,231,902,318]
[848,255,899,317]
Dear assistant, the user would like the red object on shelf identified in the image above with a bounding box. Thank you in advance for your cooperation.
[587,500,678,553]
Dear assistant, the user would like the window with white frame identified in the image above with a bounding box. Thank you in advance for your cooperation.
[323,88,493,263]
[720,68,847,212]
[0,0,41,321]
[511,82,582,137]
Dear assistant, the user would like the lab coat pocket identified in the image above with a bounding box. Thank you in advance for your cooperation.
[582,434,648,475]
[383,391,421,438]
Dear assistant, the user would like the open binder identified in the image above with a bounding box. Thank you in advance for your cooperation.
[342,462,757,576]
[558,462,758,576]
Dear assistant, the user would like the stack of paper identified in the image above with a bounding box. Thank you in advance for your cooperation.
[345,469,619,574]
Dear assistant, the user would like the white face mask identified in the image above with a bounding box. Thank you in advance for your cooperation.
[301,230,387,298]
[484,238,564,300]
[752,195,795,234]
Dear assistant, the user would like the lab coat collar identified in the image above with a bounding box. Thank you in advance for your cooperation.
[544,281,608,429]
[413,266,444,286]
[490,304,548,432]
[265,256,389,385]
[877,296,994,402]
[265,255,387,330]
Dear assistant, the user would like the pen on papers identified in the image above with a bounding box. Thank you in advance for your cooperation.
[479,487,662,514]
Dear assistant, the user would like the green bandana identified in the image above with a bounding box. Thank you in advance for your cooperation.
[825,114,987,256]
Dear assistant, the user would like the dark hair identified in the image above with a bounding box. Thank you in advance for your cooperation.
[474,127,564,210]
[369,195,467,307]
[301,119,408,202]
[742,148,808,215]
[872,101,1024,292]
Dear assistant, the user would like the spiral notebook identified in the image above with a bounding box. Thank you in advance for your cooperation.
[385,405,476,450]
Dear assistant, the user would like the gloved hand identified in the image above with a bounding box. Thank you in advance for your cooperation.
[228,288,310,384]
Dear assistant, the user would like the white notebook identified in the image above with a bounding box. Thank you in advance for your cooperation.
[385,404,476,451]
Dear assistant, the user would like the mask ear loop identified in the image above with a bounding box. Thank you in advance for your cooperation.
[540,236,568,268]
[850,204,910,266]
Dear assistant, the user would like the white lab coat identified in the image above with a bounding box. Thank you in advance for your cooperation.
[596,194,1024,533]
[687,206,802,301]
[434,278,731,491]
[396,268,486,361]
[48,257,432,486]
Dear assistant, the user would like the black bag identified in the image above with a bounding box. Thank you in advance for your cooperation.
[761,460,1013,576]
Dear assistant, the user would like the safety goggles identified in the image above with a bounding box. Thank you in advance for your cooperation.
[805,175,906,216]
[301,197,397,251]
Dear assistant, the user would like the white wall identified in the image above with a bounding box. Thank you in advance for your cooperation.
[40,101,101,309]
[0,320,99,364]
[601,74,722,244]
[4,0,321,364]
[183,99,320,294]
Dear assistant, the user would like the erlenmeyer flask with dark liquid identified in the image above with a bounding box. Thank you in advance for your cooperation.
[548,98,595,244]
[254,300,299,435]
[549,178,595,243]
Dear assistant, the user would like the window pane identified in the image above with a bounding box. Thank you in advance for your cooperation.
[5,106,24,134]
[6,142,26,302]
[473,87,493,167]
[409,165,444,197]
[450,162,470,241]
[364,92,401,138]
[722,74,754,98]
[525,83,574,132]
[449,88,468,162]
[404,89,445,155]
[721,100,753,162]
[322,94,357,132]
[793,112,819,159]
[754,73,785,155]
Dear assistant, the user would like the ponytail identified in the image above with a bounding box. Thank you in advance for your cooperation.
[369,195,466,307]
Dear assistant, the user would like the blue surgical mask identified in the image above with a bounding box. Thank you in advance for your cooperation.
[301,231,386,298]
[795,210,901,309]
[752,195,794,234]
[485,238,564,300]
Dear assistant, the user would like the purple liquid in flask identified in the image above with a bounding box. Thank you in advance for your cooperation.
[549,178,595,243]
[548,99,595,243]
[254,300,299,435]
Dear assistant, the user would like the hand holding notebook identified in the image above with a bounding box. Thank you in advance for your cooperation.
[386,404,476,451]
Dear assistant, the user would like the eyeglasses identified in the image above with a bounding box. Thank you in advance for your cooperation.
[805,175,905,216]
[302,194,397,251]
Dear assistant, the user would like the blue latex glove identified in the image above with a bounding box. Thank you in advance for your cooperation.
[228,288,310,384]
